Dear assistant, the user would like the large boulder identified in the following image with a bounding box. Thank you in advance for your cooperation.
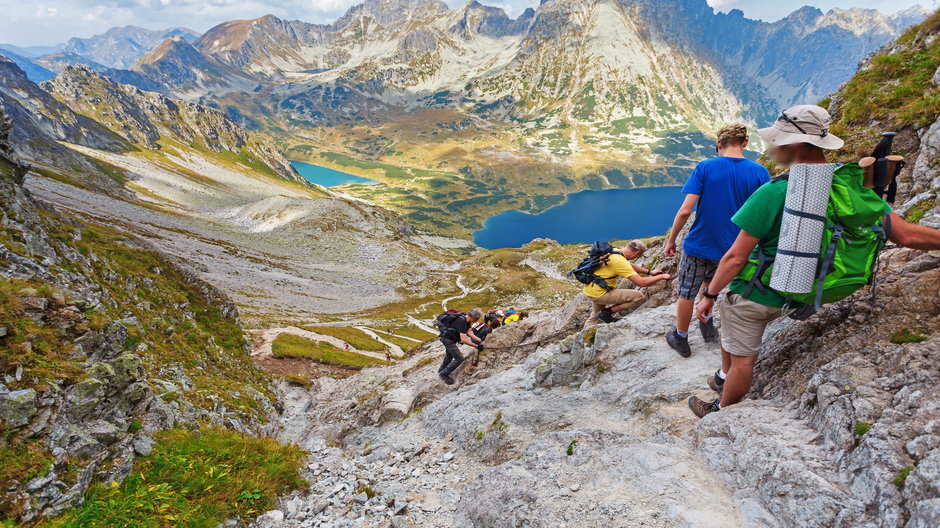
[0,388,38,427]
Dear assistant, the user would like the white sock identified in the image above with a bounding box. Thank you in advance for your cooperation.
[717,369,727,380]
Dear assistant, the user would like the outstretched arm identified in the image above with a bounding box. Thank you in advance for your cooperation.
[628,273,671,288]
[666,194,699,257]
[888,212,940,250]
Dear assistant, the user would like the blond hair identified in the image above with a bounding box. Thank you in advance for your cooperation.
[717,123,749,147]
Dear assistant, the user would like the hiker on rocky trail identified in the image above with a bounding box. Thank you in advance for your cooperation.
[665,123,770,358]
[436,308,483,385]
[503,308,520,325]
[471,312,501,346]
[689,105,940,418]
[577,240,671,329]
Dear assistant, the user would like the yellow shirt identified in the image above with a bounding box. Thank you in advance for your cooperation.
[582,253,637,298]
[504,313,520,324]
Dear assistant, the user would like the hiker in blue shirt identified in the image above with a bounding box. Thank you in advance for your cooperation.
[664,124,770,358]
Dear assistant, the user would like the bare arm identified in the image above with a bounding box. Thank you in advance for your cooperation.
[666,194,699,257]
[628,273,671,288]
[459,332,479,348]
[888,212,940,250]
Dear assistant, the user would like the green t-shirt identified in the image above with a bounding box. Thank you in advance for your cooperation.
[728,179,795,309]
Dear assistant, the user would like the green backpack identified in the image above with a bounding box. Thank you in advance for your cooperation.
[740,163,891,312]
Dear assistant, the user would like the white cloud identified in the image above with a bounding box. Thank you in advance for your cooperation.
[35,6,59,18]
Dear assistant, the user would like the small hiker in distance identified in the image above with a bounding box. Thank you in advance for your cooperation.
[435,308,483,385]
[570,240,671,329]
[690,105,940,418]
[665,123,770,358]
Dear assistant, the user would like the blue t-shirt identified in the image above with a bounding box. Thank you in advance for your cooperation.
[680,157,770,261]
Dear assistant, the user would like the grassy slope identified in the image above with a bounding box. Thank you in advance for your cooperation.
[45,428,306,528]
[272,334,387,367]
[304,326,386,352]
[828,11,940,158]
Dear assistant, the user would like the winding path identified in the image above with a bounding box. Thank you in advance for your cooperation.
[355,326,404,358]
[251,327,388,361]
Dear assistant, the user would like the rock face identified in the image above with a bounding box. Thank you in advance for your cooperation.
[0,101,277,523]
[43,65,299,182]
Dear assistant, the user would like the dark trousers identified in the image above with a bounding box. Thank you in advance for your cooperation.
[439,339,464,376]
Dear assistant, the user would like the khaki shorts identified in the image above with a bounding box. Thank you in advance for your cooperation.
[584,289,647,329]
[720,292,783,357]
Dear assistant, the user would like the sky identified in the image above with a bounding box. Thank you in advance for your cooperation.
[0,0,935,47]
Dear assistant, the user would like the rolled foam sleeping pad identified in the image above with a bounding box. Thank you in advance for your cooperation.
[769,163,835,295]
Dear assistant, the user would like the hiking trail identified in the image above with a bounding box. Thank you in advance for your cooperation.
[251,327,389,361]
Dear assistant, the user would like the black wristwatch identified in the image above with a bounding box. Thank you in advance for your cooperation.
[703,290,720,300]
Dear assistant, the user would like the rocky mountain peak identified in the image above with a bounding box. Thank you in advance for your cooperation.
[62,25,201,69]
[336,0,449,29]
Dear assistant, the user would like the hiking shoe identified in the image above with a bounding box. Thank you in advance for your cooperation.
[688,396,720,418]
[439,373,455,385]
[597,309,615,324]
[666,330,692,358]
[707,370,725,394]
[699,317,718,343]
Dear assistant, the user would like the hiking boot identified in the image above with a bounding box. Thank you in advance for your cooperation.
[666,330,692,358]
[707,370,725,394]
[597,309,615,324]
[699,317,718,343]
[439,373,455,385]
[688,396,720,418]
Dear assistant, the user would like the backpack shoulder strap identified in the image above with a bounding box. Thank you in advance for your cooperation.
[772,174,790,183]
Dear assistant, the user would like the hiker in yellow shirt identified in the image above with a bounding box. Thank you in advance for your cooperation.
[503,309,520,325]
[584,240,671,328]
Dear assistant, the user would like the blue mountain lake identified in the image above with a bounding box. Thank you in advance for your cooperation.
[473,186,685,249]
[291,161,378,187]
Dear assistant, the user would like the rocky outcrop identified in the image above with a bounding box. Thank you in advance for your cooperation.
[43,65,301,183]
[0,101,278,523]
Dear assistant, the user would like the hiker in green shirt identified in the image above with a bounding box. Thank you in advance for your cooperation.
[689,105,940,418]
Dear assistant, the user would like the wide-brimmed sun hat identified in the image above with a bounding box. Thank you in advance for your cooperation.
[758,105,844,150]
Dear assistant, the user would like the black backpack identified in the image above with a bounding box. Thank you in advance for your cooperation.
[436,310,464,340]
[568,241,622,291]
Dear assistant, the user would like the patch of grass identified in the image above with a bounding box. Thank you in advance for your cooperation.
[583,326,598,345]
[0,440,54,489]
[0,279,83,390]
[854,421,871,437]
[304,326,385,352]
[386,325,437,342]
[895,466,915,489]
[47,428,306,528]
[128,419,143,434]
[904,198,936,224]
[490,411,508,433]
[833,11,940,135]
[566,440,578,456]
[891,328,929,344]
[282,373,313,388]
[271,334,386,367]
[356,486,379,499]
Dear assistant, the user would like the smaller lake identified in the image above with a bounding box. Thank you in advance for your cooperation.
[291,161,378,187]
[473,186,685,250]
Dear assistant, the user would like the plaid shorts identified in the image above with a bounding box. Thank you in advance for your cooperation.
[677,255,720,300]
